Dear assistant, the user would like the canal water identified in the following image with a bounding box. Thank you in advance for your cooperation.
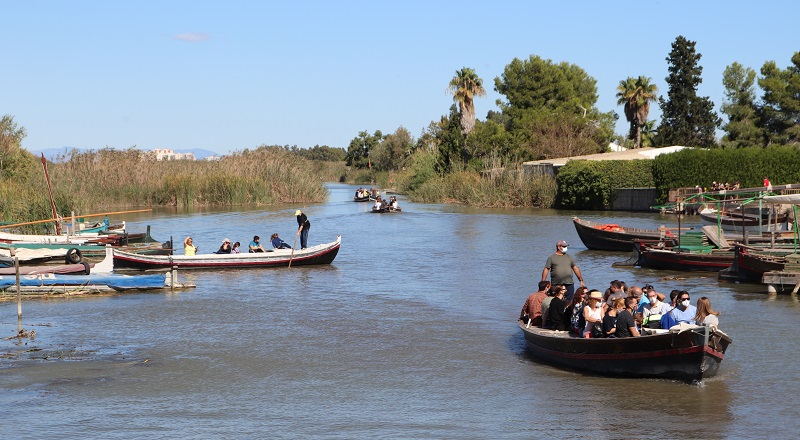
[1,184,798,439]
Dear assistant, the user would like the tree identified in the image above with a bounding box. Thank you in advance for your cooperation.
[344,130,383,168]
[758,52,800,145]
[494,55,599,116]
[616,76,658,148]
[656,36,721,147]
[371,127,414,171]
[0,114,34,179]
[449,68,486,134]
[720,62,764,148]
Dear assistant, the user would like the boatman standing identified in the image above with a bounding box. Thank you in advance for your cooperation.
[541,240,584,303]
[295,209,311,249]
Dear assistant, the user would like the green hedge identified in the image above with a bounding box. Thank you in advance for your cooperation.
[556,160,654,209]
[652,146,800,200]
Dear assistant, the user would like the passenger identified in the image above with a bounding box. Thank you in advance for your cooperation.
[546,284,569,331]
[248,235,266,253]
[668,290,697,324]
[231,242,241,253]
[390,196,400,211]
[642,289,670,328]
[615,297,641,337]
[630,285,646,313]
[582,290,604,338]
[565,287,589,336]
[541,284,562,328]
[270,233,293,249]
[184,236,198,256]
[669,289,681,307]
[519,281,551,327]
[607,280,626,304]
[216,238,232,254]
[373,197,383,211]
[694,297,720,327]
[603,298,625,338]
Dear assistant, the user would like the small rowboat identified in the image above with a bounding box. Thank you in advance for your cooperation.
[572,217,679,251]
[518,321,731,382]
[622,241,734,272]
[371,208,401,214]
[0,246,113,275]
[353,196,371,202]
[700,208,788,232]
[113,236,341,270]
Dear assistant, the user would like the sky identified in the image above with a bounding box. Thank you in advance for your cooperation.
[2,1,798,154]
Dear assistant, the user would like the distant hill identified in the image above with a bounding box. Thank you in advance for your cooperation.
[28,146,224,161]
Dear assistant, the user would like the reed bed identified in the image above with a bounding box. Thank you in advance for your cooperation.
[0,148,329,225]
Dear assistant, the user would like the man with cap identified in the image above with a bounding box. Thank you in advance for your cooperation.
[541,240,584,303]
[295,210,311,249]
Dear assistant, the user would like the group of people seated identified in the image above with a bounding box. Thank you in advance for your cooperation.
[373,195,400,212]
[354,188,377,199]
[703,181,741,192]
[519,279,720,338]
[183,233,296,255]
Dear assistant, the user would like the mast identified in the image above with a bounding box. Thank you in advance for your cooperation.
[40,154,61,234]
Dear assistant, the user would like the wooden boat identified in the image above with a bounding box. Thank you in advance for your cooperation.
[700,208,788,232]
[720,244,792,282]
[572,217,678,251]
[0,273,169,291]
[0,246,113,275]
[371,208,402,214]
[629,241,734,271]
[113,236,341,270]
[353,195,371,202]
[518,321,731,382]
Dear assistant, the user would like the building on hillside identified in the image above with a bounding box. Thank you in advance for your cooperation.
[204,155,221,161]
[150,148,196,161]
[522,146,691,176]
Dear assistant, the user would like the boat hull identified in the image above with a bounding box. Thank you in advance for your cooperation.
[519,322,730,382]
[572,217,673,251]
[635,243,733,271]
[114,237,341,270]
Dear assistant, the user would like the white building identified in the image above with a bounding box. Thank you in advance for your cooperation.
[150,148,196,161]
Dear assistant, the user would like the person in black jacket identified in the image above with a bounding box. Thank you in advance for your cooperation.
[295,209,311,249]
[545,285,569,330]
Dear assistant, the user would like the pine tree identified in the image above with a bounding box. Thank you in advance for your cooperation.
[656,36,721,147]
[758,52,800,145]
[721,62,765,148]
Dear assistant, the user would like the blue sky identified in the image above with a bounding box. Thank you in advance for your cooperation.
[3,1,798,153]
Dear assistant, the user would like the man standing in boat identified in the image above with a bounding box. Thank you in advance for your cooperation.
[295,209,311,249]
[541,240,584,303]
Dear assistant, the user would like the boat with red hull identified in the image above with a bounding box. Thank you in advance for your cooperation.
[113,236,341,270]
[572,217,678,251]
[631,241,734,271]
[519,321,731,382]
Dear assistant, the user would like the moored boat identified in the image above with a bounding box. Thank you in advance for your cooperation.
[113,236,341,270]
[699,208,788,233]
[720,244,794,282]
[518,321,731,382]
[572,217,678,251]
[632,241,734,271]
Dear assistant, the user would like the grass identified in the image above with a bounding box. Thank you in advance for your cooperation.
[0,147,330,227]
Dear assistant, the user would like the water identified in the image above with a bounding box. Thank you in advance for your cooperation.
[2,184,799,439]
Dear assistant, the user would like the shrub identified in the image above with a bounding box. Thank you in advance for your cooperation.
[556,160,654,209]
[652,146,800,200]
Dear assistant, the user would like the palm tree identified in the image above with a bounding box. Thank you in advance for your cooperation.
[449,68,486,134]
[616,76,658,148]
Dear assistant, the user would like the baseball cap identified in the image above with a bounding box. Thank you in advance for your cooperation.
[557,240,569,247]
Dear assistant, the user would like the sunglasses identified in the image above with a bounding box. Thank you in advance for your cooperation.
[680,297,690,301]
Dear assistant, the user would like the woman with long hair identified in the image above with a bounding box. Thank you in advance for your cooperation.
[565,287,589,336]
[582,291,604,338]
[694,297,720,326]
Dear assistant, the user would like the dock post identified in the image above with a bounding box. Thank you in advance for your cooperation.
[12,249,21,321]
[171,266,177,291]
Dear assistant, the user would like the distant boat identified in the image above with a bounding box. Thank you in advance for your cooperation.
[572,217,679,251]
[371,208,402,214]
[353,195,371,202]
[699,208,788,233]
[113,236,341,270]
[518,321,732,382]
[630,241,734,272]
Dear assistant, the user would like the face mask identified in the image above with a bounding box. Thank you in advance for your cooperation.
[562,247,568,253]
[681,300,690,307]
[649,296,657,304]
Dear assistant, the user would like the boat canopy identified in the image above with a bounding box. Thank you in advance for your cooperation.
[762,194,800,205]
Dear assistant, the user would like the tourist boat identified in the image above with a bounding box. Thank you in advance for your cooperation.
[353,195,371,202]
[371,207,401,214]
[699,208,788,233]
[630,241,734,271]
[572,217,678,251]
[518,321,732,382]
[113,236,341,270]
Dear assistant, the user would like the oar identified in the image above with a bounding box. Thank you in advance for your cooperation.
[287,236,299,268]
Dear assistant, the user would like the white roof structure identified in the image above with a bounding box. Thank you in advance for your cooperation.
[523,146,691,167]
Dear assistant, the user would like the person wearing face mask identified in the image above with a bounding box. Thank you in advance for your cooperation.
[541,240,585,304]
[615,297,641,338]
[642,289,670,328]
[668,291,697,325]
